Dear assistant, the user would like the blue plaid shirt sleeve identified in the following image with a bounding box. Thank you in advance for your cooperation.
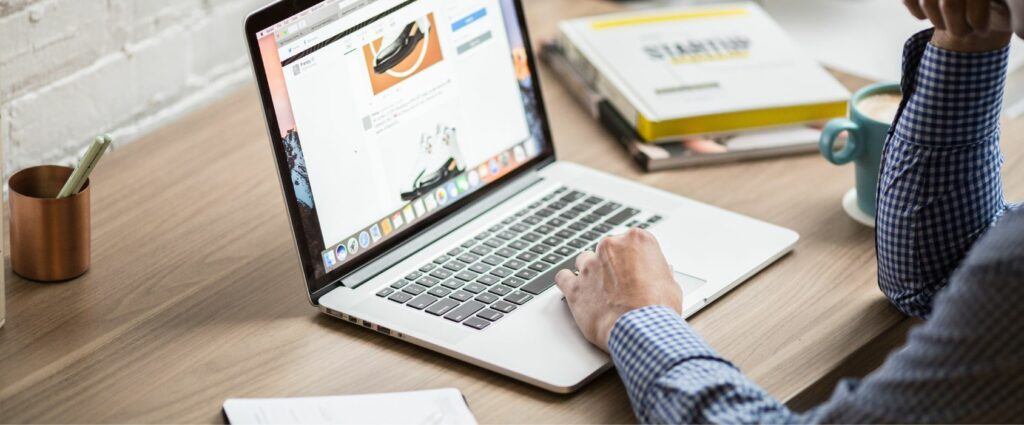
[607,30,1024,424]
[876,29,1012,318]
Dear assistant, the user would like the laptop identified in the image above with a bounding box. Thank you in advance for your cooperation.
[244,0,799,393]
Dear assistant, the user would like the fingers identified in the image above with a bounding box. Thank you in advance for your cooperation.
[555,269,577,298]
[575,250,597,274]
[966,0,991,33]
[905,0,928,19]
[921,0,947,30]
[941,0,969,36]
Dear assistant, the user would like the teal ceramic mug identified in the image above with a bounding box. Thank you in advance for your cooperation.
[819,82,901,218]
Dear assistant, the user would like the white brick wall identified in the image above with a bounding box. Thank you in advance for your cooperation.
[0,0,271,174]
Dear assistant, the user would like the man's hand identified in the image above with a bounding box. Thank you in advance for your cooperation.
[903,0,1012,52]
[555,229,682,352]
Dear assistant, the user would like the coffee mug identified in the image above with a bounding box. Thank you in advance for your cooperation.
[820,82,901,219]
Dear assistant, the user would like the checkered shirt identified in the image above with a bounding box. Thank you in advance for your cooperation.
[607,29,1024,424]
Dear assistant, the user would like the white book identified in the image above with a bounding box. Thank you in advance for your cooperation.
[223,388,477,425]
[556,2,850,142]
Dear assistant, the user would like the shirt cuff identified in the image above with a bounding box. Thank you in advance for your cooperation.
[608,306,735,402]
[893,29,1009,146]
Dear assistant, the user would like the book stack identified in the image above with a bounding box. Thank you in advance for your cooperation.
[544,2,850,171]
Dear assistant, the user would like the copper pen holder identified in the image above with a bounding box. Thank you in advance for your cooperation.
[9,165,91,282]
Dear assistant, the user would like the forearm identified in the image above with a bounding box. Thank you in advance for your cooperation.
[609,307,803,424]
[876,29,1010,318]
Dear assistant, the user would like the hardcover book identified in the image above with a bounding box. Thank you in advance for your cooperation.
[556,2,849,142]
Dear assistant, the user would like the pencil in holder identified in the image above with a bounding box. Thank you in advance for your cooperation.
[8,165,91,282]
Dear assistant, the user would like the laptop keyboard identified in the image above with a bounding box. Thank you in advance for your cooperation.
[373,186,663,330]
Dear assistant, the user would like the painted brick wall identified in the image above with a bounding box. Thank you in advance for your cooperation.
[0,0,270,174]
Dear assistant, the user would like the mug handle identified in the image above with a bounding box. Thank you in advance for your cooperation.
[820,118,864,165]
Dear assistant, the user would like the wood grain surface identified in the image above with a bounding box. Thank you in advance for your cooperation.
[3,0,1023,423]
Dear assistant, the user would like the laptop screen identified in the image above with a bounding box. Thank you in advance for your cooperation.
[252,0,549,291]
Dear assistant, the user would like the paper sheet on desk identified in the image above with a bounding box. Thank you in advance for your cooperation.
[223,388,477,425]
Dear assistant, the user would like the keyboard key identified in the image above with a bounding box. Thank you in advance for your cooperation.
[568,239,588,249]
[447,247,464,256]
[529,201,542,209]
[443,261,468,272]
[585,196,604,205]
[484,238,504,248]
[419,263,436,272]
[510,223,529,233]
[475,293,499,304]
[606,208,641,225]
[463,317,491,330]
[560,191,586,202]
[445,301,486,322]
[463,283,487,294]
[568,222,588,231]
[648,215,664,223]
[405,271,423,281]
[555,247,575,257]
[489,224,503,232]
[594,224,613,233]
[549,201,569,211]
[555,229,576,239]
[497,231,517,240]
[535,209,555,218]
[579,215,599,224]
[441,279,464,290]
[482,255,504,266]
[502,216,516,225]
[428,287,452,298]
[461,240,477,249]
[469,263,491,274]
[516,252,538,262]
[426,298,460,316]
[546,218,567,227]
[507,240,529,250]
[580,231,601,242]
[475,231,491,240]
[403,284,428,296]
[542,254,564,264]
[450,290,474,302]
[593,202,622,216]
[457,253,480,264]
[416,276,441,287]
[433,255,451,264]
[376,288,395,297]
[470,246,492,256]
[477,309,504,322]
[491,300,517,313]
[535,225,554,235]
[488,285,514,296]
[430,269,453,280]
[503,259,526,269]
[389,292,414,303]
[515,269,538,280]
[528,262,549,273]
[521,255,577,295]
[560,211,580,220]
[571,204,591,212]
[476,275,500,286]
[505,291,534,305]
[407,294,439,310]
[391,280,410,289]
[521,233,541,243]
[489,267,513,278]
[542,237,564,247]
[523,216,542,225]
[455,271,479,282]
[529,245,551,254]
[503,277,527,288]
[515,209,530,217]
[495,247,516,258]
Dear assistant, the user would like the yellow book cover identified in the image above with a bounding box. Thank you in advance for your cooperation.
[557,2,850,142]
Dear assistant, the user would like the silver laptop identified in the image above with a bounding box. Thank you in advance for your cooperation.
[244,0,799,393]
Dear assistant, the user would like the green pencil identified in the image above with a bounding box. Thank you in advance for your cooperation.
[57,135,111,199]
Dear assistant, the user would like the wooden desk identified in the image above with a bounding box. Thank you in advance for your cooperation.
[3,0,1023,422]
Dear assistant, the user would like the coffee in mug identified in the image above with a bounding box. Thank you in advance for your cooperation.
[856,93,902,124]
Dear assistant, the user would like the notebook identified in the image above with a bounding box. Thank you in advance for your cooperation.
[222,388,477,425]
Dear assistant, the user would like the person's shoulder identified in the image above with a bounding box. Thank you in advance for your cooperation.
[960,209,1024,271]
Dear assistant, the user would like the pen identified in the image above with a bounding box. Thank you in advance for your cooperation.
[57,135,111,199]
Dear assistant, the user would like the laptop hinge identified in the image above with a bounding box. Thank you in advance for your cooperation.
[314,168,548,302]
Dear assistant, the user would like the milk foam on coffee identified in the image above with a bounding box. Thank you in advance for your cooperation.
[856,93,902,124]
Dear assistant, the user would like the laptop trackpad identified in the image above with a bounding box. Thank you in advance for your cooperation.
[673,270,707,296]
